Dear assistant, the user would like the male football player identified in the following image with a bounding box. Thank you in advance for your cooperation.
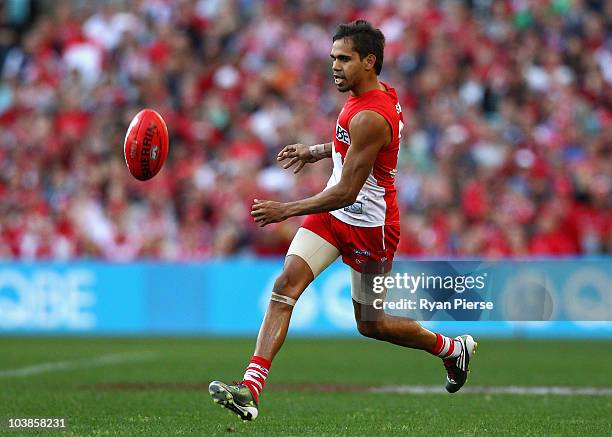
[209,20,477,421]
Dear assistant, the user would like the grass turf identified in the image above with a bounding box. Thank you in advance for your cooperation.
[0,337,610,436]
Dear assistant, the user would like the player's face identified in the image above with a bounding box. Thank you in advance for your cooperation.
[330,38,366,92]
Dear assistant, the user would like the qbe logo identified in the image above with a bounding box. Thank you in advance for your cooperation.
[336,123,351,145]
[0,269,96,329]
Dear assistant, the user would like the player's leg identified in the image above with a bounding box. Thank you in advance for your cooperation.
[351,270,437,349]
[351,270,477,393]
[252,254,313,362]
[209,254,314,421]
[243,227,339,400]
[210,222,340,420]
[344,219,477,393]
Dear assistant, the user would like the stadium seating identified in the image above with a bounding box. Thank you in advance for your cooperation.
[0,0,609,259]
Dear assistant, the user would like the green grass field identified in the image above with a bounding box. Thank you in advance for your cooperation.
[1,337,611,436]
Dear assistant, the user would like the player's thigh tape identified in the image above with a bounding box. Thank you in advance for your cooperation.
[270,292,296,306]
[351,268,389,306]
[286,228,340,278]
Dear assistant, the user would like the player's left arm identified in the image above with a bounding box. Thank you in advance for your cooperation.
[251,111,390,226]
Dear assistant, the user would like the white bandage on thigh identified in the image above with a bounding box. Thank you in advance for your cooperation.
[271,292,297,306]
[286,228,340,278]
[351,268,389,306]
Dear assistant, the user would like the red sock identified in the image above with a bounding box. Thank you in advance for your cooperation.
[242,356,271,402]
[429,333,461,359]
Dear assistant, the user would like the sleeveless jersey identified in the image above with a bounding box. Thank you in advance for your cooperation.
[326,82,403,227]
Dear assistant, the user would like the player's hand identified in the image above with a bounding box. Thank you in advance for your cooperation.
[277,143,317,173]
[251,199,288,227]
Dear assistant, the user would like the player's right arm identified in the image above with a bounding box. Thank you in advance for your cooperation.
[277,142,332,173]
[251,110,390,227]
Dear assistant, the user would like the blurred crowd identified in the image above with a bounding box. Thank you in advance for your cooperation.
[0,0,610,260]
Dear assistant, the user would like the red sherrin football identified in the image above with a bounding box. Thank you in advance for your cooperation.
[124,109,169,181]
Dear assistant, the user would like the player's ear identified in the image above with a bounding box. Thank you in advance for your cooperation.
[363,54,376,71]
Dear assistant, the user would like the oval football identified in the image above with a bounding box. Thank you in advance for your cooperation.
[124,109,169,181]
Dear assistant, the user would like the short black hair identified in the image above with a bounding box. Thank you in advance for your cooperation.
[332,20,385,75]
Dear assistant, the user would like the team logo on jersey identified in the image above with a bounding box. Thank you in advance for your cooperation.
[390,168,397,178]
[343,201,362,214]
[336,123,351,145]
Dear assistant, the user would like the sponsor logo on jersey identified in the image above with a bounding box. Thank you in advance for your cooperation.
[354,249,370,256]
[336,123,351,145]
[395,102,402,114]
[390,168,397,178]
[343,201,363,214]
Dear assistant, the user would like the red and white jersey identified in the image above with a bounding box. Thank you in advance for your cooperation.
[326,82,403,227]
